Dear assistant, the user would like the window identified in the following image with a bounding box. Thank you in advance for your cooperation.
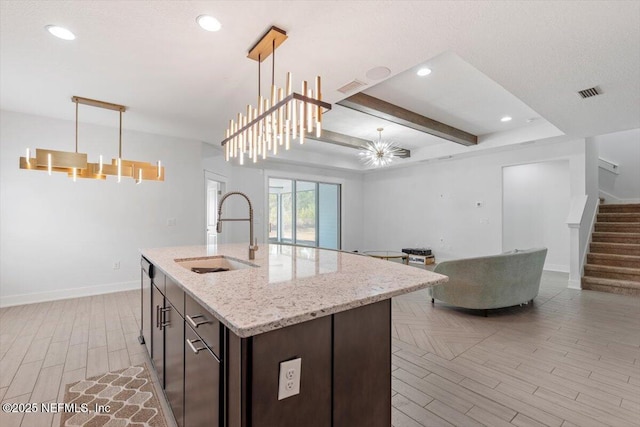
[268,178,341,249]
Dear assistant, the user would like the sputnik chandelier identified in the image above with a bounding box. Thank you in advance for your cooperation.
[19,96,164,183]
[359,127,404,168]
[222,26,331,164]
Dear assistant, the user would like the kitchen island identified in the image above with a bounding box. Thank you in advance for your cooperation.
[140,244,447,427]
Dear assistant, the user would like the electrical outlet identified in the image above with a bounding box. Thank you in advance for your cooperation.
[113,261,120,270]
[166,218,177,226]
[278,358,301,400]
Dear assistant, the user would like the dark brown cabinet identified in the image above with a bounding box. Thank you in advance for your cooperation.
[151,282,164,387]
[185,325,220,427]
[163,276,185,427]
[164,302,184,427]
[142,257,391,427]
[151,271,184,427]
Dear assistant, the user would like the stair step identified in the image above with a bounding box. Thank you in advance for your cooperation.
[592,232,640,244]
[583,264,640,281]
[581,276,640,296]
[599,203,640,214]
[590,242,640,256]
[597,213,640,223]
[594,222,640,233]
[586,253,640,268]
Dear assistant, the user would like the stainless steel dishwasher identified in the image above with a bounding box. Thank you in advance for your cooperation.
[139,256,153,355]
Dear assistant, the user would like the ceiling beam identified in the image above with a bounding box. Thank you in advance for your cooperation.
[308,129,369,149]
[305,129,410,158]
[337,93,477,146]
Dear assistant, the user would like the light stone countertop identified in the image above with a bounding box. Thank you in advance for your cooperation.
[140,243,448,338]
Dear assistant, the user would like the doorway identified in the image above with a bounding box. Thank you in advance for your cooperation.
[502,160,570,271]
[205,172,226,246]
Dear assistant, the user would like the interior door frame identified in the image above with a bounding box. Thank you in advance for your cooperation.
[204,170,228,245]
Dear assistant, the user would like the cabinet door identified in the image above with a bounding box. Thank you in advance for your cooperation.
[185,325,220,427]
[151,285,164,387]
[164,303,184,427]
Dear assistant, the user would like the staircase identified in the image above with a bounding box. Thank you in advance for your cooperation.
[582,203,640,296]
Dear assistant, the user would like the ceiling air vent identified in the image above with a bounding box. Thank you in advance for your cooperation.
[577,86,601,99]
[337,79,367,94]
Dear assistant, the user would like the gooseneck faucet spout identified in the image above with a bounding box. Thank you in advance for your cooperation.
[216,191,259,260]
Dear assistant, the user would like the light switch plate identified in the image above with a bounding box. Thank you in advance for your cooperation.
[278,358,301,400]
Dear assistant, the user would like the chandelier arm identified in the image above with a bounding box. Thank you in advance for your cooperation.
[258,53,261,99]
[119,111,122,158]
[75,100,79,153]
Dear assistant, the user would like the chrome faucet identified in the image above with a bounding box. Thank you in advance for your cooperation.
[216,191,259,260]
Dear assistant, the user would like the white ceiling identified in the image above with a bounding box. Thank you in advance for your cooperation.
[363,51,547,136]
[1,1,639,170]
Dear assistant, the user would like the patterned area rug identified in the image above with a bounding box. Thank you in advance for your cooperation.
[61,364,167,427]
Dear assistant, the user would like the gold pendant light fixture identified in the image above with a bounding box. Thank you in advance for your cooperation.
[221,26,331,164]
[19,96,164,183]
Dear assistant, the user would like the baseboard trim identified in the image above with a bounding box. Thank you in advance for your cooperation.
[544,264,570,273]
[599,190,640,205]
[567,279,582,290]
[0,280,139,308]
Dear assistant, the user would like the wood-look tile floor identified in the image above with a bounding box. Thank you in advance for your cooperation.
[391,271,640,427]
[0,291,175,427]
[0,271,638,427]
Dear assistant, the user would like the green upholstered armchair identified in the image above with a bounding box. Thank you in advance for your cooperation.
[430,248,547,313]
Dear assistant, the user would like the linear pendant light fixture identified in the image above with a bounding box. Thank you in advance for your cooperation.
[20,96,164,183]
[221,26,331,164]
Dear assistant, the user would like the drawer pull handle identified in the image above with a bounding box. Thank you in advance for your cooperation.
[186,314,211,328]
[186,338,207,354]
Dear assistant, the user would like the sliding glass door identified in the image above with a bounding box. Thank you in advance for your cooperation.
[268,178,341,250]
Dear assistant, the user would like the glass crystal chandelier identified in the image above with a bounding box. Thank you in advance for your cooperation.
[19,96,164,183]
[359,128,403,167]
[222,26,331,165]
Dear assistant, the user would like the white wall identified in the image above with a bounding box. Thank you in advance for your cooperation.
[503,161,570,272]
[362,139,586,265]
[216,161,364,252]
[0,111,204,306]
[595,128,640,203]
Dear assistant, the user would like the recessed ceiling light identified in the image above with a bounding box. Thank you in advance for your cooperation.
[500,116,512,122]
[416,67,432,77]
[197,15,222,32]
[45,25,75,40]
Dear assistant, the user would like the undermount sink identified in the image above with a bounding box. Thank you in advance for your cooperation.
[175,256,257,273]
